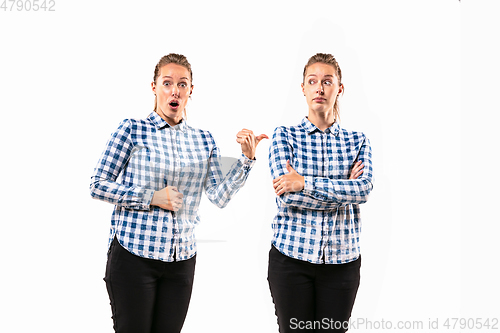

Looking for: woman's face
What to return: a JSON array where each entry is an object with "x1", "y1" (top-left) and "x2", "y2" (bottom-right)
[
  {"x1": 301, "y1": 62, "x2": 343, "y2": 115},
  {"x1": 152, "y1": 63, "x2": 193, "y2": 125}
]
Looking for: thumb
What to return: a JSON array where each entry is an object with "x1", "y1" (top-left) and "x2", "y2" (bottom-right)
[
  {"x1": 286, "y1": 160, "x2": 295, "y2": 173},
  {"x1": 255, "y1": 134, "x2": 269, "y2": 146}
]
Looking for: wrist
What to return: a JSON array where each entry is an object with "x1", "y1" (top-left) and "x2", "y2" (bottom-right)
[
  {"x1": 243, "y1": 152, "x2": 255, "y2": 160},
  {"x1": 302, "y1": 176, "x2": 314, "y2": 194},
  {"x1": 150, "y1": 190, "x2": 159, "y2": 206}
]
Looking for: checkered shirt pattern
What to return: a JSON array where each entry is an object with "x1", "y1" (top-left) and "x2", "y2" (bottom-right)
[
  {"x1": 269, "y1": 117, "x2": 373, "y2": 264},
  {"x1": 90, "y1": 112, "x2": 255, "y2": 262}
]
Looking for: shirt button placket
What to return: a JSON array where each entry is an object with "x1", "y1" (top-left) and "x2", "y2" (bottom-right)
[
  {"x1": 174, "y1": 128, "x2": 181, "y2": 185},
  {"x1": 320, "y1": 131, "x2": 328, "y2": 263},
  {"x1": 170, "y1": 128, "x2": 180, "y2": 260}
]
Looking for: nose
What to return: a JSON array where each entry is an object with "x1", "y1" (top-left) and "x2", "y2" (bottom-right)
[
  {"x1": 316, "y1": 84, "x2": 324, "y2": 94},
  {"x1": 171, "y1": 85, "x2": 180, "y2": 97}
]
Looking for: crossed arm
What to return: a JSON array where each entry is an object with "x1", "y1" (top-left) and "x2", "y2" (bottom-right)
[
  {"x1": 273, "y1": 159, "x2": 364, "y2": 194},
  {"x1": 269, "y1": 127, "x2": 373, "y2": 210}
]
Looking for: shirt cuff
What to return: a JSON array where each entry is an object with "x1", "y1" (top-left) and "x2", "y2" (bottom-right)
[
  {"x1": 303, "y1": 175, "x2": 314, "y2": 195},
  {"x1": 143, "y1": 189, "x2": 155, "y2": 209},
  {"x1": 239, "y1": 153, "x2": 256, "y2": 171}
]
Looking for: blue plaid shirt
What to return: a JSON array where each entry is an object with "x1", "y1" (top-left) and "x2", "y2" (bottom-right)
[
  {"x1": 90, "y1": 112, "x2": 255, "y2": 262},
  {"x1": 269, "y1": 117, "x2": 373, "y2": 264}
]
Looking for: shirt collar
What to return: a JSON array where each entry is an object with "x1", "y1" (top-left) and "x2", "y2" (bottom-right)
[
  {"x1": 301, "y1": 117, "x2": 340, "y2": 136},
  {"x1": 148, "y1": 111, "x2": 187, "y2": 132}
]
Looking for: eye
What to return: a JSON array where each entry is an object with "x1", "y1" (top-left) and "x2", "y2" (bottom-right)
[
  {"x1": 324, "y1": 80, "x2": 333, "y2": 86},
  {"x1": 163, "y1": 81, "x2": 171, "y2": 86},
  {"x1": 179, "y1": 82, "x2": 188, "y2": 88},
  {"x1": 308, "y1": 79, "x2": 316, "y2": 85}
]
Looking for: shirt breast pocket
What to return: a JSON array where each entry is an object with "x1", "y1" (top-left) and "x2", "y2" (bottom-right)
[
  {"x1": 180, "y1": 153, "x2": 208, "y2": 184},
  {"x1": 127, "y1": 146, "x2": 168, "y2": 190},
  {"x1": 331, "y1": 150, "x2": 359, "y2": 179},
  {"x1": 291, "y1": 152, "x2": 319, "y2": 179},
  {"x1": 127, "y1": 145, "x2": 154, "y2": 187}
]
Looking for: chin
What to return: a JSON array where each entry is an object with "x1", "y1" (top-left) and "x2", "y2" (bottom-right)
[
  {"x1": 158, "y1": 109, "x2": 182, "y2": 122},
  {"x1": 165, "y1": 108, "x2": 183, "y2": 116},
  {"x1": 311, "y1": 107, "x2": 329, "y2": 114}
]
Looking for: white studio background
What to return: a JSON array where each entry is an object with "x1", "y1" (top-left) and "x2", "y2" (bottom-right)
[{"x1": 0, "y1": 0, "x2": 498, "y2": 332}]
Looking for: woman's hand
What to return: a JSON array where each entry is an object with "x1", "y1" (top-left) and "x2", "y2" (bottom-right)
[
  {"x1": 273, "y1": 160, "x2": 305, "y2": 195},
  {"x1": 236, "y1": 129, "x2": 269, "y2": 160},
  {"x1": 151, "y1": 186, "x2": 184, "y2": 211},
  {"x1": 349, "y1": 160, "x2": 364, "y2": 179}
]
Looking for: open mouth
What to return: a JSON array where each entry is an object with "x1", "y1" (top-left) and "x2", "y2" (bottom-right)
[{"x1": 169, "y1": 101, "x2": 179, "y2": 108}]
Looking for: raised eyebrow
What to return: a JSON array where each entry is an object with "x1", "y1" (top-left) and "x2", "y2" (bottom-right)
[
  {"x1": 306, "y1": 74, "x2": 334, "y2": 79},
  {"x1": 161, "y1": 76, "x2": 189, "y2": 80}
]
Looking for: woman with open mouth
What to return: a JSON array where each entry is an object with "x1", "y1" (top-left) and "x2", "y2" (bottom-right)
[
  {"x1": 268, "y1": 53, "x2": 374, "y2": 332},
  {"x1": 90, "y1": 53, "x2": 268, "y2": 333}
]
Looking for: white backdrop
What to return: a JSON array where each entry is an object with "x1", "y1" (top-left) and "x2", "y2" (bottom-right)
[{"x1": 1, "y1": 0, "x2": 498, "y2": 332}]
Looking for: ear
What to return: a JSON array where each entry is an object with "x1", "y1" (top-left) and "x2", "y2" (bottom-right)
[
  {"x1": 190, "y1": 85, "x2": 194, "y2": 96},
  {"x1": 301, "y1": 82, "x2": 305, "y2": 95},
  {"x1": 151, "y1": 81, "x2": 156, "y2": 95},
  {"x1": 338, "y1": 83, "x2": 344, "y2": 95}
]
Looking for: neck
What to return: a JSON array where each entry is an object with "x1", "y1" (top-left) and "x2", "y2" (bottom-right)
[
  {"x1": 165, "y1": 116, "x2": 182, "y2": 127},
  {"x1": 156, "y1": 110, "x2": 183, "y2": 127},
  {"x1": 307, "y1": 109, "x2": 335, "y2": 131}
]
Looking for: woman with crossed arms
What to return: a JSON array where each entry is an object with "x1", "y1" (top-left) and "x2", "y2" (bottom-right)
[{"x1": 269, "y1": 53, "x2": 374, "y2": 332}]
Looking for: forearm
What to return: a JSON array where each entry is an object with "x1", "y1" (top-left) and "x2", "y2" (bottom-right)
[
  {"x1": 90, "y1": 176, "x2": 154, "y2": 210},
  {"x1": 302, "y1": 176, "x2": 373, "y2": 205},
  {"x1": 277, "y1": 191, "x2": 343, "y2": 210},
  {"x1": 205, "y1": 154, "x2": 255, "y2": 208}
]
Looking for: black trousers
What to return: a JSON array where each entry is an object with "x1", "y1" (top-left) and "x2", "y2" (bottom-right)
[
  {"x1": 104, "y1": 237, "x2": 196, "y2": 333},
  {"x1": 268, "y1": 246, "x2": 360, "y2": 333}
]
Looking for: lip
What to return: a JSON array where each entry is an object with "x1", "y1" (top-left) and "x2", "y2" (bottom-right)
[
  {"x1": 313, "y1": 97, "x2": 326, "y2": 103},
  {"x1": 168, "y1": 99, "x2": 180, "y2": 110}
]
